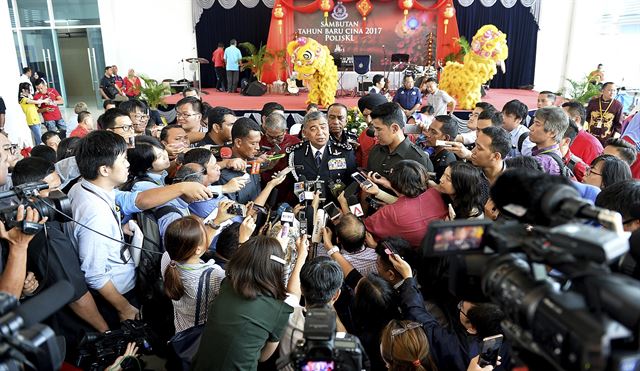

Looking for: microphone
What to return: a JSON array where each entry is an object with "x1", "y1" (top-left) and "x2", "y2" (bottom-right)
[
  {"x1": 0, "y1": 280, "x2": 74, "y2": 337},
  {"x1": 347, "y1": 195, "x2": 364, "y2": 217},
  {"x1": 294, "y1": 175, "x2": 307, "y2": 201},
  {"x1": 311, "y1": 209, "x2": 326, "y2": 244},
  {"x1": 220, "y1": 147, "x2": 232, "y2": 159},
  {"x1": 281, "y1": 206, "x2": 295, "y2": 225}
]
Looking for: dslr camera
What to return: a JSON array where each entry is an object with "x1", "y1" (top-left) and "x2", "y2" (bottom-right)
[
  {"x1": 278, "y1": 307, "x2": 363, "y2": 371},
  {"x1": 0, "y1": 182, "x2": 71, "y2": 233}
]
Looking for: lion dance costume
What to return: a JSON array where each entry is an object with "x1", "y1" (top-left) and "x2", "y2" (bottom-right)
[
  {"x1": 287, "y1": 37, "x2": 338, "y2": 107},
  {"x1": 439, "y1": 25, "x2": 509, "y2": 110}
]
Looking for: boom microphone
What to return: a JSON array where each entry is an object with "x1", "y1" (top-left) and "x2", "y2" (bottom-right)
[{"x1": 0, "y1": 280, "x2": 74, "y2": 336}]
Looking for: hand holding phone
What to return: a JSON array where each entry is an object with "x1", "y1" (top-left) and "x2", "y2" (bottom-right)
[
  {"x1": 478, "y1": 334, "x2": 503, "y2": 367},
  {"x1": 351, "y1": 172, "x2": 373, "y2": 189},
  {"x1": 435, "y1": 140, "x2": 455, "y2": 147}
]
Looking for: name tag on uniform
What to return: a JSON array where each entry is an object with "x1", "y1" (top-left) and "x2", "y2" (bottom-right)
[
  {"x1": 411, "y1": 91, "x2": 416, "y2": 95},
  {"x1": 328, "y1": 158, "x2": 347, "y2": 170}
]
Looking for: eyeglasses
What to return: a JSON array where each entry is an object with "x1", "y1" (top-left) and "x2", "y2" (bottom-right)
[
  {"x1": 176, "y1": 112, "x2": 200, "y2": 119},
  {"x1": 390, "y1": 322, "x2": 422, "y2": 337},
  {"x1": 113, "y1": 125, "x2": 133, "y2": 132},
  {"x1": 457, "y1": 301, "x2": 469, "y2": 319},
  {"x1": 2, "y1": 144, "x2": 18, "y2": 155},
  {"x1": 133, "y1": 114, "x2": 149, "y2": 121},
  {"x1": 265, "y1": 132, "x2": 285, "y2": 142},
  {"x1": 585, "y1": 167, "x2": 602, "y2": 177}
]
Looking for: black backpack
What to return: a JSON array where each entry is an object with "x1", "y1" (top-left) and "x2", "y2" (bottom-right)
[
  {"x1": 543, "y1": 152, "x2": 575, "y2": 179},
  {"x1": 517, "y1": 132, "x2": 529, "y2": 154}
]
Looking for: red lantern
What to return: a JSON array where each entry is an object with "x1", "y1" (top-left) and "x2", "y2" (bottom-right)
[
  {"x1": 398, "y1": 0, "x2": 413, "y2": 25},
  {"x1": 273, "y1": 2, "x2": 285, "y2": 33},
  {"x1": 320, "y1": 0, "x2": 334, "y2": 20},
  {"x1": 443, "y1": 2, "x2": 456, "y2": 34},
  {"x1": 356, "y1": 0, "x2": 372, "y2": 21}
]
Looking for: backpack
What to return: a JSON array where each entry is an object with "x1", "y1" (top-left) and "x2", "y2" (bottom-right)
[{"x1": 544, "y1": 151, "x2": 575, "y2": 179}]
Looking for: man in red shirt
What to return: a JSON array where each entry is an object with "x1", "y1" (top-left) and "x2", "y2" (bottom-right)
[
  {"x1": 560, "y1": 118, "x2": 588, "y2": 182},
  {"x1": 212, "y1": 42, "x2": 227, "y2": 92},
  {"x1": 562, "y1": 101, "x2": 603, "y2": 165},
  {"x1": 70, "y1": 111, "x2": 94, "y2": 138},
  {"x1": 34, "y1": 79, "x2": 67, "y2": 138}
]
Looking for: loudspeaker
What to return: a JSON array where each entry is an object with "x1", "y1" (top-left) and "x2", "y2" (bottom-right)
[{"x1": 242, "y1": 81, "x2": 267, "y2": 96}]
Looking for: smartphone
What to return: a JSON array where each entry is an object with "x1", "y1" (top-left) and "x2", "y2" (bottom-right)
[
  {"x1": 323, "y1": 202, "x2": 342, "y2": 220},
  {"x1": 403, "y1": 124, "x2": 422, "y2": 134},
  {"x1": 298, "y1": 211, "x2": 308, "y2": 235},
  {"x1": 351, "y1": 172, "x2": 373, "y2": 189},
  {"x1": 435, "y1": 140, "x2": 454, "y2": 147},
  {"x1": 274, "y1": 166, "x2": 294, "y2": 178},
  {"x1": 252, "y1": 204, "x2": 267, "y2": 215},
  {"x1": 478, "y1": 334, "x2": 503, "y2": 367}
]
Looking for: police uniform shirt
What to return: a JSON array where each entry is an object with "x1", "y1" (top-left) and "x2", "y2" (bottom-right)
[
  {"x1": 392, "y1": 87, "x2": 422, "y2": 111},
  {"x1": 287, "y1": 141, "x2": 356, "y2": 189},
  {"x1": 367, "y1": 137, "x2": 434, "y2": 175}
]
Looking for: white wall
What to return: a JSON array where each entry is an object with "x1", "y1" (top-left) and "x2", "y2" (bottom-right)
[
  {"x1": 97, "y1": 0, "x2": 198, "y2": 82},
  {"x1": 533, "y1": 0, "x2": 574, "y2": 92},
  {"x1": 0, "y1": 0, "x2": 34, "y2": 146}
]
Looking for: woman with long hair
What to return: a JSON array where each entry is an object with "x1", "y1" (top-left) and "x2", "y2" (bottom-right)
[
  {"x1": 192, "y1": 236, "x2": 296, "y2": 370},
  {"x1": 436, "y1": 161, "x2": 488, "y2": 219},
  {"x1": 161, "y1": 216, "x2": 225, "y2": 333},
  {"x1": 121, "y1": 135, "x2": 170, "y2": 191}
]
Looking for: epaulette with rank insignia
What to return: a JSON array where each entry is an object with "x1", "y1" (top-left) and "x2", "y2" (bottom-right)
[
  {"x1": 332, "y1": 141, "x2": 353, "y2": 151},
  {"x1": 285, "y1": 141, "x2": 305, "y2": 154}
]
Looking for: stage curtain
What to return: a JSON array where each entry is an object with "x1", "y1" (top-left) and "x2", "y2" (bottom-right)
[
  {"x1": 195, "y1": 1, "x2": 272, "y2": 88},
  {"x1": 454, "y1": 0, "x2": 538, "y2": 89}
]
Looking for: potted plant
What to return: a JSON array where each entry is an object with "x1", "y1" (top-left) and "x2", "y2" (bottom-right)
[
  {"x1": 239, "y1": 42, "x2": 273, "y2": 82},
  {"x1": 138, "y1": 75, "x2": 172, "y2": 109},
  {"x1": 563, "y1": 76, "x2": 601, "y2": 105}
]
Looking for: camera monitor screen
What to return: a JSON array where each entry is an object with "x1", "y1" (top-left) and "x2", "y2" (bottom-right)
[
  {"x1": 302, "y1": 361, "x2": 335, "y2": 371},
  {"x1": 422, "y1": 220, "x2": 492, "y2": 256}
]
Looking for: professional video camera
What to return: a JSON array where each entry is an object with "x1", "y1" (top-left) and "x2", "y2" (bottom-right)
[
  {"x1": 0, "y1": 182, "x2": 71, "y2": 232},
  {"x1": 277, "y1": 307, "x2": 364, "y2": 371},
  {"x1": 0, "y1": 281, "x2": 73, "y2": 371},
  {"x1": 421, "y1": 170, "x2": 640, "y2": 371},
  {"x1": 75, "y1": 319, "x2": 155, "y2": 370}
]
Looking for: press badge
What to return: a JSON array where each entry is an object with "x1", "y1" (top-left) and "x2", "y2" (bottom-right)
[{"x1": 328, "y1": 158, "x2": 347, "y2": 170}]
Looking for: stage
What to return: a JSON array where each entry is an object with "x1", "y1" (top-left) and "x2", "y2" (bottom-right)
[{"x1": 163, "y1": 88, "x2": 539, "y2": 117}]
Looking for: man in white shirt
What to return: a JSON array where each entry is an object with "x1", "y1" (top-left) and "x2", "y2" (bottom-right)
[
  {"x1": 502, "y1": 99, "x2": 535, "y2": 157},
  {"x1": 19, "y1": 67, "x2": 34, "y2": 94},
  {"x1": 424, "y1": 78, "x2": 456, "y2": 116}
]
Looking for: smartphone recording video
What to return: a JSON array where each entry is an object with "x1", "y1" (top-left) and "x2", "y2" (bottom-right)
[
  {"x1": 478, "y1": 334, "x2": 503, "y2": 367},
  {"x1": 323, "y1": 202, "x2": 342, "y2": 221},
  {"x1": 351, "y1": 172, "x2": 373, "y2": 189}
]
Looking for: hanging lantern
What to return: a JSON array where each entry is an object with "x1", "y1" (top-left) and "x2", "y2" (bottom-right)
[
  {"x1": 320, "y1": 0, "x2": 334, "y2": 21},
  {"x1": 443, "y1": 2, "x2": 456, "y2": 34},
  {"x1": 273, "y1": 2, "x2": 285, "y2": 34},
  {"x1": 356, "y1": 0, "x2": 372, "y2": 21},
  {"x1": 398, "y1": 0, "x2": 413, "y2": 24}
]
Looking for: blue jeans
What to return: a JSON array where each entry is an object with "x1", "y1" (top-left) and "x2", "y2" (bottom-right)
[
  {"x1": 30, "y1": 124, "x2": 43, "y2": 145},
  {"x1": 44, "y1": 119, "x2": 67, "y2": 136}
]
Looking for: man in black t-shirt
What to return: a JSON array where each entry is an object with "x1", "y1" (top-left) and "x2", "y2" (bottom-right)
[
  {"x1": 424, "y1": 115, "x2": 458, "y2": 181},
  {"x1": 99, "y1": 66, "x2": 127, "y2": 102}
]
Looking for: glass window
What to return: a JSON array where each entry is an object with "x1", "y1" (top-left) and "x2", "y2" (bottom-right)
[
  {"x1": 12, "y1": 31, "x2": 21, "y2": 69},
  {"x1": 8, "y1": 0, "x2": 16, "y2": 28},
  {"x1": 16, "y1": 0, "x2": 50, "y2": 28},
  {"x1": 52, "y1": 0, "x2": 100, "y2": 26}
]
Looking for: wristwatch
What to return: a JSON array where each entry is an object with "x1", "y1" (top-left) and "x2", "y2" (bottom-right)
[
  {"x1": 327, "y1": 246, "x2": 340, "y2": 256},
  {"x1": 208, "y1": 221, "x2": 222, "y2": 230}
]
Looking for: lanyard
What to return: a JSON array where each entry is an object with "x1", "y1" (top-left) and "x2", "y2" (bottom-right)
[{"x1": 599, "y1": 97, "x2": 614, "y2": 118}]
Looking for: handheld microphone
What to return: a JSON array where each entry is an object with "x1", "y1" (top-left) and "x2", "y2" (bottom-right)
[
  {"x1": 347, "y1": 195, "x2": 364, "y2": 217},
  {"x1": 294, "y1": 175, "x2": 307, "y2": 201},
  {"x1": 0, "y1": 280, "x2": 74, "y2": 337},
  {"x1": 281, "y1": 206, "x2": 295, "y2": 225},
  {"x1": 220, "y1": 147, "x2": 233, "y2": 159}
]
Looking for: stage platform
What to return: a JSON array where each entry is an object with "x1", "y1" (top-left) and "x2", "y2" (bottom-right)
[{"x1": 163, "y1": 88, "x2": 539, "y2": 119}]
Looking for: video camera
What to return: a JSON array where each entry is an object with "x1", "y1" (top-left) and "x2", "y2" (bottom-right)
[
  {"x1": 0, "y1": 182, "x2": 71, "y2": 233},
  {"x1": 0, "y1": 281, "x2": 73, "y2": 371},
  {"x1": 75, "y1": 320, "x2": 155, "y2": 370},
  {"x1": 421, "y1": 170, "x2": 640, "y2": 371},
  {"x1": 277, "y1": 307, "x2": 363, "y2": 371}
]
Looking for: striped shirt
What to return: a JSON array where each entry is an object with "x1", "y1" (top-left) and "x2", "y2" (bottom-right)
[{"x1": 160, "y1": 252, "x2": 226, "y2": 333}]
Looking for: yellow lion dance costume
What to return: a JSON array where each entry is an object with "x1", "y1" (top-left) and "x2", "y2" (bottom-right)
[
  {"x1": 439, "y1": 25, "x2": 508, "y2": 110},
  {"x1": 287, "y1": 37, "x2": 337, "y2": 107}
]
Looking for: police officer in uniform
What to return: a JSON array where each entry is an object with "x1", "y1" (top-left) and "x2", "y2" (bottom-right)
[
  {"x1": 287, "y1": 111, "x2": 356, "y2": 199},
  {"x1": 367, "y1": 102, "x2": 433, "y2": 176},
  {"x1": 327, "y1": 103, "x2": 358, "y2": 148}
]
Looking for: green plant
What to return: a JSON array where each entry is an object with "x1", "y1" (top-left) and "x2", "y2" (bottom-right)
[
  {"x1": 239, "y1": 42, "x2": 273, "y2": 82},
  {"x1": 562, "y1": 75, "x2": 601, "y2": 105},
  {"x1": 138, "y1": 75, "x2": 171, "y2": 109},
  {"x1": 444, "y1": 36, "x2": 470, "y2": 64}
]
